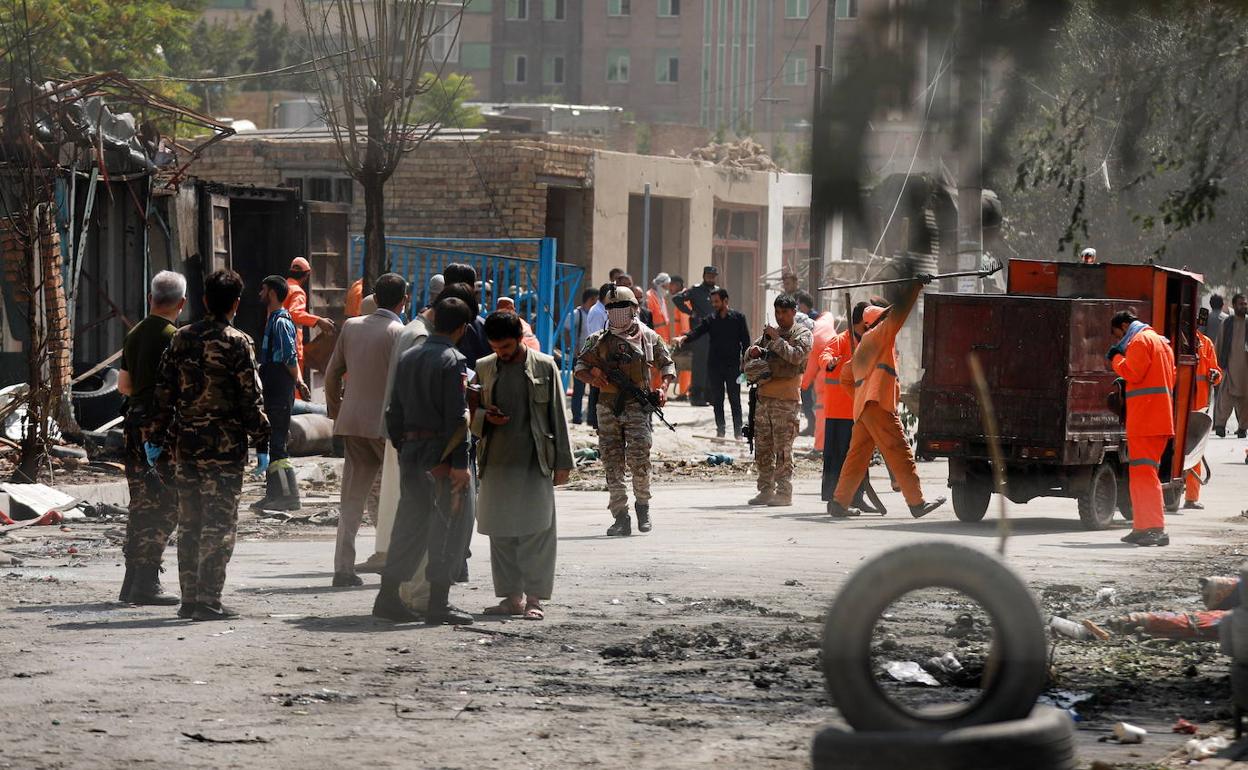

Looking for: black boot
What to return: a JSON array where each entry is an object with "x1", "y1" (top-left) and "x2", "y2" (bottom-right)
[
  {"x1": 606, "y1": 513, "x2": 632, "y2": 537},
  {"x1": 119, "y1": 564, "x2": 134, "y2": 602},
  {"x1": 426, "y1": 583, "x2": 473, "y2": 625},
  {"x1": 266, "y1": 467, "x2": 301, "y2": 512},
  {"x1": 636, "y1": 503, "x2": 652, "y2": 533},
  {"x1": 372, "y1": 578, "x2": 423, "y2": 622},
  {"x1": 193, "y1": 601, "x2": 239, "y2": 621},
  {"x1": 177, "y1": 601, "x2": 198, "y2": 619},
  {"x1": 128, "y1": 564, "x2": 180, "y2": 606}
]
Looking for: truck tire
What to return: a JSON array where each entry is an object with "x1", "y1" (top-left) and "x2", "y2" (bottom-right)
[
  {"x1": 1077, "y1": 462, "x2": 1117, "y2": 530},
  {"x1": 951, "y1": 478, "x2": 991, "y2": 523},
  {"x1": 821, "y1": 542, "x2": 1048, "y2": 732},
  {"x1": 811, "y1": 707, "x2": 1075, "y2": 770}
]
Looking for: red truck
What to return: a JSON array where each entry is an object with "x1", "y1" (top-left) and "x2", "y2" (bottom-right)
[{"x1": 915, "y1": 259, "x2": 1202, "y2": 529}]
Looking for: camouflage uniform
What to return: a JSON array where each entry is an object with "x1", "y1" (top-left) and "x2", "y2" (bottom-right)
[
  {"x1": 122, "y1": 416, "x2": 177, "y2": 565},
  {"x1": 147, "y1": 317, "x2": 269, "y2": 606},
  {"x1": 575, "y1": 327, "x2": 675, "y2": 517},
  {"x1": 753, "y1": 324, "x2": 812, "y2": 499}
]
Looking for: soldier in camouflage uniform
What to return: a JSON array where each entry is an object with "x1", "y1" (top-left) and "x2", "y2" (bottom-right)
[
  {"x1": 147, "y1": 270, "x2": 270, "y2": 621},
  {"x1": 117, "y1": 271, "x2": 186, "y2": 606},
  {"x1": 746, "y1": 294, "x2": 812, "y2": 507},
  {"x1": 574, "y1": 286, "x2": 676, "y2": 536}
]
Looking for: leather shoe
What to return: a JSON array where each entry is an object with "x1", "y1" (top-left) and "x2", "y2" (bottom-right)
[
  {"x1": 1133, "y1": 528, "x2": 1170, "y2": 547},
  {"x1": 827, "y1": 501, "x2": 861, "y2": 518},
  {"x1": 193, "y1": 602, "x2": 239, "y2": 621},
  {"x1": 177, "y1": 601, "x2": 198, "y2": 619},
  {"x1": 428, "y1": 603, "x2": 474, "y2": 625},
  {"x1": 1183, "y1": 500, "x2": 1204, "y2": 510},
  {"x1": 909, "y1": 497, "x2": 947, "y2": 518},
  {"x1": 332, "y1": 572, "x2": 364, "y2": 587},
  {"x1": 1120, "y1": 529, "x2": 1145, "y2": 544}
]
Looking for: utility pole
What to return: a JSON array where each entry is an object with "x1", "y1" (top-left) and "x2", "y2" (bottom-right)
[
  {"x1": 954, "y1": 0, "x2": 984, "y2": 293},
  {"x1": 807, "y1": 0, "x2": 836, "y2": 299}
]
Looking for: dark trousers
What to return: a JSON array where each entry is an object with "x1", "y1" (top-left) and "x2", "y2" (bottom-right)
[
  {"x1": 706, "y1": 363, "x2": 743, "y2": 434},
  {"x1": 571, "y1": 378, "x2": 600, "y2": 427},
  {"x1": 801, "y1": 386, "x2": 817, "y2": 433},
  {"x1": 259, "y1": 363, "x2": 294, "y2": 462},
  {"x1": 821, "y1": 417, "x2": 854, "y2": 501},
  {"x1": 383, "y1": 443, "x2": 476, "y2": 589},
  {"x1": 690, "y1": 334, "x2": 710, "y2": 400},
  {"x1": 122, "y1": 414, "x2": 178, "y2": 566},
  {"x1": 176, "y1": 460, "x2": 244, "y2": 605}
]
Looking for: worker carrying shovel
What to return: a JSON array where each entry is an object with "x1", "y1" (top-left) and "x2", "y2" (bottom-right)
[
  {"x1": 827, "y1": 276, "x2": 946, "y2": 519},
  {"x1": 1108, "y1": 309, "x2": 1175, "y2": 547}
]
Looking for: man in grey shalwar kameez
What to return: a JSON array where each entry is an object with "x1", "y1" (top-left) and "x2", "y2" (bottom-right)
[{"x1": 472, "y1": 311, "x2": 573, "y2": 620}]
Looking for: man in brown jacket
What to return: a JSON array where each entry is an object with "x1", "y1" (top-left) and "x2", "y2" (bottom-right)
[
  {"x1": 747, "y1": 294, "x2": 813, "y2": 507},
  {"x1": 325, "y1": 273, "x2": 407, "y2": 587}
]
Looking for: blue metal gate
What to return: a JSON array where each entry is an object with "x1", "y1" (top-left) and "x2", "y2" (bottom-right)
[{"x1": 350, "y1": 236, "x2": 586, "y2": 386}]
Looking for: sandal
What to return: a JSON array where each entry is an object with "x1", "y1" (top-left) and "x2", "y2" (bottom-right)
[
  {"x1": 483, "y1": 599, "x2": 525, "y2": 616},
  {"x1": 523, "y1": 601, "x2": 545, "y2": 621}
]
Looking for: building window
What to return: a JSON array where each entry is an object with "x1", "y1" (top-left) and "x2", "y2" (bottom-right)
[
  {"x1": 506, "y1": 0, "x2": 528, "y2": 20},
  {"x1": 284, "y1": 175, "x2": 353, "y2": 204},
  {"x1": 659, "y1": 0, "x2": 680, "y2": 17},
  {"x1": 428, "y1": 8, "x2": 462, "y2": 64},
  {"x1": 544, "y1": 54, "x2": 565, "y2": 85},
  {"x1": 783, "y1": 54, "x2": 808, "y2": 86},
  {"x1": 607, "y1": 0, "x2": 631, "y2": 17},
  {"x1": 656, "y1": 52, "x2": 679, "y2": 84},
  {"x1": 544, "y1": 0, "x2": 565, "y2": 20},
  {"x1": 836, "y1": 0, "x2": 858, "y2": 18},
  {"x1": 784, "y1": 0, "x2": 809, "y2": 18},
  {"x1": 607, "y1": 49, "x2": 630, "y2": 83},
  {"x1": 508, "y1": 53, "x2": 528, "y2": 83}
]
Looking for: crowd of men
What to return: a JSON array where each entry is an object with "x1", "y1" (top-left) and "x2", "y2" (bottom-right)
[{"x1": 113, "y1": 253, "x2": 1248, "y2": 623}]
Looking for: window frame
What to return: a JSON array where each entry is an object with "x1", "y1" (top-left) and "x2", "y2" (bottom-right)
[
  {"x1": 658, "y1": 0, "x2": 681, "y2": 17},
  {"x1": 656, "y1": 52, "x2": 679, "y2": 84},
  {"x1": 783, "y1": 55, "x2": 808, "y2": 86},
  {"x1": 606, "y1": 49, "x2": 631, "y2": 83},
  {"x1": 506, "y1": 0, "x2": 528, "y2": 21},
  {"x1": 544, "y1": 53, "x2": 566, "y2": 85},
  {"x1": 835, "y1": 0, "x2": 858, "y2": 19},
  {"x1": 607, "y1": 0, "x2": 631, "y2": 18},
  {"x1": 507, "y1": 53, "x2": 528, "y2": 84},
  {"x1": 784, "y1": 0, "x2": 809, "y2": 19}
]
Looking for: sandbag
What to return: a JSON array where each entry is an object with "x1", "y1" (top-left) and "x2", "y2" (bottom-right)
[{"x1": 288, "y1": 414, "x2": 335, "y2": 456}]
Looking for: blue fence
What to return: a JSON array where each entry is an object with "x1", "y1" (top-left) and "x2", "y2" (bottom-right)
[{"x1": 349, "y1": 236, "x2": 586, "y2": 386}]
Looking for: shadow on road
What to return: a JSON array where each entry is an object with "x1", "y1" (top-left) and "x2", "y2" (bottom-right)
[
  {"x1": 10, "y1": 602, "x2": 124, "y2": 613},
  {"x1": 50, "y1": 617, "x2": 187, "y2": 631},
  {"x1": 238, "y1": 583, "x2": 376, "y2": 596},
  {"x1": 856, "y1": 517, "x2": 1103, "y2": 537}
]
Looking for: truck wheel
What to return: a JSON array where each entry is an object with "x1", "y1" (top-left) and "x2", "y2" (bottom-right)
[
  {"x1": 822, "y1": 542, "x2": 1048, "y2": 731},
  {"x1": 951, "y1": 478, "x2": 991, "y2": 523},
  {"x1": 1077, "y1": 462, "x2": 1117, "y2": 531},
  {"x1": 1163, "y1": 483, "x2": 1182, "y2": 513},
  {"x1": 1116, "y1": 476, "x2": 1133, "y2": 520}
]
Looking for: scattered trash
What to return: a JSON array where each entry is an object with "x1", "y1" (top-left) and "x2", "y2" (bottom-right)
[
  {"x1": 704, "y1": 453, "x2": 734, "y2": 466},
  {"x1": 1113, "y1": 721, "x2": 1147, "y2": 744},
  {"x1": 783, "y1": 579, "x2": 803, "y2": 587},
  {"x1": 79, "y1": 502, "x2": 129, "y2": 522},
  {"x1": 1039, "y1": 689, "x2": 1093, "y2": 712},
  {"x1": 883, "y1": 661, "x2": 941, "y2": 687},
  {"x1": 0, "y1": 552, "x2": 23, "y2": 567},
  {"x1": 573, "y1": 448, "x2": 599, "y2": 466},
  {"x1": 1, "y1": 483, "x2": 81, "y2": 523},
  {"x1": 1096, "y1": 587, "x2": 1118, "y2": 606},
  {"x1": 688, "y1": 137, "x2": 782, "y2": 172},
  {"x1": 923, "y1": 652, "x2": 963, "y2": 676},
  {"x1": 1200, "y1": 576, "x2": 1240, "y2": 610},
  {"x1": 647, "y1": 595, "x2": 668, "y2": 605},
  {"x1": 1172, "y1": 718, "x2": 1199, "y2": 734},
  {"x1": 1184, "y1": 735, "x2": 1230, "y2": 759},
  {"x1": 296, "y1": 665, "x2": 317, "y2": 673},
  {"x1": 1049, "y1": 616, "x2": 1095, "y2": 640},
  {"x1": 609, "y1": 598, "x2": 622, "y2": 605},
  {"x1": 182, "y1": 732, "x2": 269, "y2": 744},
  {"x1": 1109, "y1": 610, "x2": 1227, "y2": 640}
]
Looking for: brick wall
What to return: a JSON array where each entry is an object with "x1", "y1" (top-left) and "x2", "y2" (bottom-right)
[
  {"x1": 0, "y1": 211, "x2": 71, "y2": 399},
  {"x1": 192, "y1": 136, "x2": 596, "y2": 260}
]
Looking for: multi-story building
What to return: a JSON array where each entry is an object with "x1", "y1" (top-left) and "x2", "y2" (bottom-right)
[{"x1": 490, "y1": 0, "x2": 584, "y2": 103}]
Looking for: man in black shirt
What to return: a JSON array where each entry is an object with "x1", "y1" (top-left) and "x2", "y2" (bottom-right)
[
  {"x1": 672, "y1": 265, "x2": 720, "y2": 406},
  {"x1": 674, "y1": 288, "x2": 751, "y2": 438}
]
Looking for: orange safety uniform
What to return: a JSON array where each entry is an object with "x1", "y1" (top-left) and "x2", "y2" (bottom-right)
[
  {"x1": 1185, "y1": 330, "x2": 1223, "y2": 502},
  {"x1": 801, "y1": 314, "x2": 843, "y2": 450},
  {"x1": 671, "y1": 304, "x2": 692, "y2": 395},
  {"x1": 647, "y1": 288, "x2": 671, "y2": 341},
  {"x1": 285, "y1": 277, "x2": 324, "y2": 373},
  {"x1": 1112, "y1": 324, "x2": 1176, "y2": 531},
  {"x1": 345, "y1": 278, "x2": 364, "y2": 318},
  {"x1": 832, "y1": 293, "x2": 927, "y2": 508}
]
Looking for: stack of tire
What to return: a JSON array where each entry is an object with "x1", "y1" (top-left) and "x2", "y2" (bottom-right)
[
  {"x1": 1217, "y1": 563, "x2": 1248, "y2": 738},
  {"x1": 813, "y1": 542, "x2": 1075, "y2": 769}
]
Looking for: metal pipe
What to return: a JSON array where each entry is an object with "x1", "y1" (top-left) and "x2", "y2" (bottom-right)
[
  {"x1": 816, "y1": 259, "x2": 1001, "y2": 292},
  {"x1": 641, "y1": 182, "x2": 651, "y2": 286}
]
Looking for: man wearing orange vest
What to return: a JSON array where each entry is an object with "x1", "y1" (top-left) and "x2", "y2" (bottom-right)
[
  {"x1": 828, "y1": 278, "x2": 946, "y2": 518},
  {"x1": 668, "y1": 275, "x2": 693, "y2": 397},
  {"x1": 285, "y1": 257, "x2": 336, "y2": 375},
  {"x1": 816, "y1": 317, "x2": 883, "y2": 514},
  {"x1": 1184, "y1": 308, "x2": 1223, "y2": 509},
  {"x1": 1108, "y1": 309, "x2": 1176, "y2": 547},
  {"x1": 647, "y1": 273, "x2": 672, "y2": 341}
]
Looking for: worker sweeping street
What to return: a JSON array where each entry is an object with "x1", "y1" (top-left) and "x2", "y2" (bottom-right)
[
  {"x1": 827, "y1": 278, "x2": 946, "y2": 519},
  {"x1": 1184, "y1": 308, "x2": 1223, "y2": 510},
  {"x1": 1108, "y1": 309, "x2": 1176, "y2": 547}
]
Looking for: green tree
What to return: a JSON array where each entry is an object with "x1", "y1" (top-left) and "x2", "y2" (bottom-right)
[
  {"x1": 246, "y1": 9, "x2": 289, "y2": 91},
  {"x1": 410, "y1": 73, "x2": 483, "y2": 129}
]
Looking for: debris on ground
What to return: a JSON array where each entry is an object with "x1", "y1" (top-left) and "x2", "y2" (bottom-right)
[
  {"x1": 1185, "y1": 735, "x2": 1230, "y2": 759},
  {"x1": 704, "y1": 453, "x2": 733, "y2": 466},
  {"x1": 687, "y1": 138, "x2": 781, "y2": 172},
  {"x1": 884, "y1": 661, "x2": 941, "y2": 687},
  {"x1": 1172, "y1": 717, "x2": 1199, "y2": 734},
  {"x1": 182, "y1": 732, "x2": 270, "y2": 744},
  {"x1": 1200, "y1": 575, "x2": 1240, "y2": 610},
  {"x1": 1108, "y1": 611, "x2": 1226, "y2": 641},
  {"x1": 1112, "y1": 721, "x2": 1147, "y2": 744}
]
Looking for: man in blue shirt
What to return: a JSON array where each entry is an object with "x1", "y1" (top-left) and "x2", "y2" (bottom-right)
[
  {"x1": 563, "y1": 288, "x2": 602, "y2": 424},
  {"x1": 252, "y1": 275, "x2": 309, "y2": 512}
]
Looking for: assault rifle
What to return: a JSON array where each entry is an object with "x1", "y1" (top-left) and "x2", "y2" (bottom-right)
[{"x1": 578, "y1": 346, "x2": 676, "y2": 432}]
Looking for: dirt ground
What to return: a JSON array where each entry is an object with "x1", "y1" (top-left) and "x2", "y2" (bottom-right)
[{"x1": 3, "y1": 401, "x2": 1248, "y2": 769}]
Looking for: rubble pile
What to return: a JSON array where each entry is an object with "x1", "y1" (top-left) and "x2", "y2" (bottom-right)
[{"x1": 687, "y1": 138, "x2": 782, "y2": 172}]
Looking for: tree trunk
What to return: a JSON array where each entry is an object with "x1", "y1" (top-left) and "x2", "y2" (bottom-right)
[{"x1": 361, "y1": 175, "x2": 386, "y2": 291}]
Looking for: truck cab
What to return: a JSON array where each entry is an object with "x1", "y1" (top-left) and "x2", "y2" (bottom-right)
[{"x1": 916, "y1": 259, "x2": 1202, "y2": 529}]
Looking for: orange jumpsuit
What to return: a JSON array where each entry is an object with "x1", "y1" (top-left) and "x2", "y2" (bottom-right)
[
  {"x1": 671, "y1": 304, "x2": 692, "y2": 394},
  {"x1": 832, "y1": 289, "x2": 927, "y2": 508},
  {"x1": 801, "y1": 313, "x2": 842, "y2": 451},
  {"x1": 1112, "y1": 325, "x2": 1176, "y2": 531},
  {"x1": 345, "y1": 278, "x2": 364, "y2": 318},
  {"x1": 647, "y1": 288, "x2": 671, "y2": 341},
  {"x1": 284, "y1": 278, "x2": 323, "y2": 374},
  {"x1": 1185, "y1": 330, "x2": 1222, "y2": 502}
]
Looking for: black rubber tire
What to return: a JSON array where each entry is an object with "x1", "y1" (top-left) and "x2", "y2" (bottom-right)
[
  {"x1": 821, "y1": 542, "x2": 1047, "y2": 732},
  {"x1": 1163, "y1": 483, "x2": 1182, "y2": 513},
  {"x1": 811, "y1": 706, "x2": 1075, "y2": 770},
  {"x1": 951, "y1": 477, "x2": 991, "y2": 523},
  {"x1": 70, "y1": 367, "x2": 119, "y2": 399},
  {"x1": 1077, "y1": 462, "x2": 1117, "y2": 531}
]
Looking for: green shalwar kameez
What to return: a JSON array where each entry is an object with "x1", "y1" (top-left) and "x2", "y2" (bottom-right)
[{"x1": 476, "y1": 361, "x2": 557, "y2": 599}]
